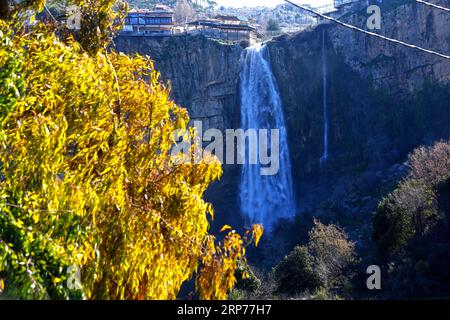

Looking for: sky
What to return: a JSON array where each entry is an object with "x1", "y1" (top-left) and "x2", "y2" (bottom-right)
[{"x1": 214, "y1": 0, "x2": 333, "y2": 8}]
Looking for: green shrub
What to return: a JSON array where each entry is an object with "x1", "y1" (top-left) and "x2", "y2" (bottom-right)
[
  {"x1": 373, "y1": 198, "x2": 414, "y2": 255},
  {"x1": 273, "y1": 246, "x2": 323, "y2": 296},
  {"x1": 234, "y1": 262, "x2": 261, "y2": 293},
  {"x1": 373, "y1": 176, "x2": 441, "y2": 255}
]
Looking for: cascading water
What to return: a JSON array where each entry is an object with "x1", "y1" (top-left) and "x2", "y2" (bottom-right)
[
  {"x1": 320, "y1": 29, "x2": 329, "y2": 167},
  {"x1": 239, "y1": 43, "x2": 296, "y2": 230}
]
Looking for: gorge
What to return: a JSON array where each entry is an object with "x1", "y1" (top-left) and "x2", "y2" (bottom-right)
[{"x1": 114, "y1": 0, "x2": 450, "y2": 267}]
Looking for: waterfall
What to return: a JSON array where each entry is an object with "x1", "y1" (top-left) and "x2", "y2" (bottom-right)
[
  {"x1": 320, "y1": 29, "x2": 329, "y2": 167},
  {"x1": 239, "y1": 43, "x2": 296, "y2": 230}
]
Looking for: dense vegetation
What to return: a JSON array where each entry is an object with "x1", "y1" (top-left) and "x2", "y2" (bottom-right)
[
  {"x1": 0, "y1": 0, "x2": 261, "y2": 300},
  {"x1": 232, "y1": 140, "x2": 450, "y2": 300},
  {"x1": 231, "y1": 220, "x2": 358, "y2": 300},
  {"x1": 373, "y1": 141, "x2": 450, "y2": 298}
]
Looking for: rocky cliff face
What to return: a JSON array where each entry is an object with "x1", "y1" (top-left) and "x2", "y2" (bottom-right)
[
  {"x1": 331, "y1": 0, "x2": 450, "y2": 90},
  {"x1": 267, "y1": 0, "x2": 450, "y2": 225},
  {"x1": 114, "y1": 35, "x2": 243, "y2": 131},
  {"x1": 113, "y1": 0, "x2": 450, "y2": 234}
]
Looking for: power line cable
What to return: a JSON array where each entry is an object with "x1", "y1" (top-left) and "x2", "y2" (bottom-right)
[
  {"x1": 283, "y1": 0, "x2": 450, "y2": 60},
  {"x1": 417, "y1": 0, "x2": 450, "y2": 13}
]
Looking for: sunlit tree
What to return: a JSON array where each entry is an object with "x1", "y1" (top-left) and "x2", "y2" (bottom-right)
[{"x1": 0, "y1": 0, "x2": 262, "y2": 300}]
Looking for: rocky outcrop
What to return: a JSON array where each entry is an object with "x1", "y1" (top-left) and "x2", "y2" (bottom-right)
[{"x1": 114, "y1": 35, "x2": 243, "y2": 132}]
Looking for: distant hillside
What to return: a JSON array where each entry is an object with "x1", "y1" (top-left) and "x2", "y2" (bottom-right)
[
  {"x1": 216, "y1": 3, "x2": 313, "y2": 33},
  {"x1": 127, "y1": 0, "x2": 217, "y2": 10},
  {"x1": 127, "y1": 0, "x2": 178, "y2": 9}
]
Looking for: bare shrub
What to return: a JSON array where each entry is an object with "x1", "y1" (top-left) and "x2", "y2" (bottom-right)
[
  {"x1": 408, "y1": 140, "x2": 450, "y2": 187},
  {"x1": 308, "y1": 220, "x2": 358, "y2": 287}
]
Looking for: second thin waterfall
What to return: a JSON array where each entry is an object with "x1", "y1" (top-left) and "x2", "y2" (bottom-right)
[
  {"x1": 320, "y1": 29, "x2": 329, "y2": 167},
  {"x1": 239, "y1": 43, "x2": 296, "y2": 230}
]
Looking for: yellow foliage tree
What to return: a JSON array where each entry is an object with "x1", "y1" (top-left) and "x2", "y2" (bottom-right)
[{"x1": 0, "y1": 1, "x2": 262, "y2": 300}]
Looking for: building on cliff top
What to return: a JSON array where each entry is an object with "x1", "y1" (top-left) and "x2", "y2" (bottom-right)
[
  {"x1": 186, "y1": 15, "x2": 261, "y2": 45},
  {"x1": 121, "y1": 6, "x2": 174, "y2": 36}
]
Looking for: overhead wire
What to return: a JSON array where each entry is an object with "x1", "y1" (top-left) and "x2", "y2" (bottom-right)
[{"x1": 283, "y1": 0, "x2": 450, "y2": 60}]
